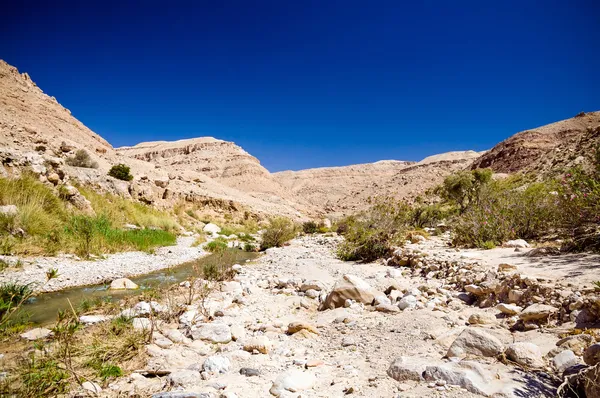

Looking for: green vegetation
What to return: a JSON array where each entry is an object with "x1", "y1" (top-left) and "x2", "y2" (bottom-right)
[
  {"x1": 108, "y1": 164, "x2": 133, "y2": 181},
  {"x1": 0, "y1": 175, "x2": 179, "y2": 256},
  {"x1": 65, "y1": 149, "x2": 99, "y2": 169},
  {"x1": 336, "y1": 199, "x2": 414, "y2": 261},
  {"x1": 436, "y1": 169, "x2": 492, "y2": 213},
  {"x1": 302, "y1": 221, "x2": 319, "y2": 234},
  {"x1": 205, "y1": 238, "x2": 228, "y2": 253},
  {"x1": 260, "y1": 217, "x2": 297, "y2": 250}
]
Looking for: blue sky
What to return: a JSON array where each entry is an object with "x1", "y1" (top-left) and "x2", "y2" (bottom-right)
[{"x1": 1, "y1": 1, "x2": 599, "y2": 171}]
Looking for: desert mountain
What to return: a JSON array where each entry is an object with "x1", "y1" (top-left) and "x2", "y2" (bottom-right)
[{"x1": 472, "y1": 111, "x2": 600, "y2": 175}]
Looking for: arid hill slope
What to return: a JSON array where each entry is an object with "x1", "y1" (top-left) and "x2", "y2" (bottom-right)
[{"x1": 472, "y1": 111, "x2": 600, "y2": 176}]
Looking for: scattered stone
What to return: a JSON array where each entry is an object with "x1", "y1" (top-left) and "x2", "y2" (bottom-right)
[
  {"x1": 20, "y1": 328, "x2": 52, "y2": 341},
  {"x1": 498, "y1": 263, "x2": 518, "y2": 272},
  {"x1": 287, "y1": 321, "x2": 318, "y2": 335},
  {"x1": 387, "y1": 356, "x2": 429, "y2": 381},
  {"x1": 342, "y1": 337, "x2": 356, "y2": 347},
  {"x1": 397, "y1": 295, "x2": 417, "y2": 310},
  {"x1": 504, "y1": 239, "x2": 530, "y2": 248},
  {"x1": 152, "y1": 393, "x2": 210, "y2": 398},
  {"x1": 79, "y1": 315, "x2": 109, "y2": 325},
  {"x1": 423, "y1": 361, "x2": 493, "y2": 396},
  {"x1": 556, "y1": 334, "x2": 594, "y2": 354},
  {"x1": 467, "y1": 312, "x2": 497, "y2": 325},
  {"x1": 239, "y1": 367, "x2": 260, "y2": 377},
  {"x1": 203, "y1": 355, "x2": 231, "y2": 374},
  {"x1": 505, "y1": 342, "x2": 545, "y2": 368},
  {"x1": 168, "y1": 369, "x2": 199, "y2": 387},
  {"x1": 243, "y1": 336, "x2": 272, "y2": 354},
  {"x1": 319, "y1": 274, "x2": 377, "y2": 310},
  {"x1": 81, "y1": 381, "x2": 102, "y2": 394},
  {"x1": 446, "y1": 328, "x2": 504, "y2": 358},
  {"x1": 519, "y1": 304, "x2": 558, "y2": 322},
  {"x1": 109, "y1": 278, "x2": 138, "y2": 290},
  {"x1": 553, "y1": 350, "x2": 581, "y2": 373},
  {"x1": 376, "y1": 303, "x2": 400, "y2": 313},
  {"x1": 191, "y1": 323, "x2": 232, "y2": 343},
  {"x1": 269, "y1": 369, "x2": 316, "y2": 396},
  {"x1": 497, "y1": 303, "x2": 522, "y2": 315}
]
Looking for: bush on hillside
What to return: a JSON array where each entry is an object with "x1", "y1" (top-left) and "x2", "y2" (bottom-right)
[
  {"x1": 65, "y1": 149, "x2": 99, "y2": 169},
  {"x1": 108, "y1": 164, "x2": 133, "y2": 181},
  {"x1": 302, "y1": 221, "x2": 319, "y2": 234},
  {"x1": 260, "y1": 217, "x2": 297, "y2": 250},
  {"x1": 437, "y1": 168, "x2": 492, "y2": 213}
]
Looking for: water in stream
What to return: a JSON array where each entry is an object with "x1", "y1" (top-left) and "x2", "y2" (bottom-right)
[{"x1": 23, "y1": 250, "x2": 260, "y2": 325}]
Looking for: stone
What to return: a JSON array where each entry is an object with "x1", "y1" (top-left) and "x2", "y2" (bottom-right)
[
  {"x1": 387, "y1": 356, "x2": 429, "y2": 381},
  {"x1": 553, "y1": 350, "x2": 581, "y2": 373},
  {"x1": 132, "y1": 318, "x2": 152, "y2": 330},
  {"x1": 230, "y1": 324, "x2": 246, "y2": 341},
  {"x1": 423, "y1": 361, "x2": 493, "y2": 396},
  {"x1": 154, "y1": 177, "x2": 169, "y2": 188},
  {"x1": 341, "y1": 337, "x2": 356, "y2": 347},
  {"x1": 47, "y1": 172, "x2": 60, "y2": 185},
  {"x1": 191, "y1": 323, "x2": 232, "y2": 343},
  {"x1": 584, "y1": 343, "x2": 600, "y2": 366},
  {"x1": 133, "y1": 301, "x2": 152, "y2": 316},
  {"x1": 109, "y1": 278, "x2": 138, "y2": 290},
  {"x1": 497, "y1": 263, "x2": 518, "y2": 272},
  {"x1": 243, "y1": 336, "x2": 272, "y2": 354},
  {"x1": 519, "y1": 304, "x2": 558, "y2": 322},
  {"x1": 79, "y1": 315, "x2": 109, "y2": 325},
  {"x1": 376, "y1": 303, "x2": 400, "y2": 313},
  {"x1": 203, "y1": 223, "x2": 221, "y2": 235},
  {"x1": 203, "y1": 355, "x2": 231, "y2": 374},
  {"x1": 504, "y1": 239, "x2": 530, "y2": 248},
  {"x1": 153, "y1": 332, "x2": 173, "y2": 349},
  {"x1": 20, "y1": 327, "x2": 52, "y2": 340},
  {"x1": 152, "y1": 393, "x2": 210, "y2": 398},
  {"x1": 300, "y1": 280, "x2": 326, "y2": 292},
  {"x1": 168, "y1": 369, "x2": 200, "y2": 387},
  {"x1": 318, "y1": 274, "x2": 377, "y2": 310},
  {"x1": 505, "y1": 342, "x2": 545, "y2": 368},
  {"x1": 81, "y1": 381, "x2": 102, "y2": 394},
  {"x1": 269, "y1": 369, "x2": 316, "y2": 396},
  {"x1": 467, "y1": 313, "x2": 497, "y2": 325},
  {"x1": 446, "y1": 328, "x2": 504, "y2": 358},
  {"x1": 287, "y1": 321, "x2": 318, "y2": 335},
  {"x1": 397, "y1": 295, "x2": 417, "y2": 310},
  {"x1": 0, "y1": 205, "x2": 18, "y2": 216},
  {"x1": 556, "y1": 334, "x2": 594, "y2": 355},
  {"x1": 497, "y1": 303, "x2": 522, "y2": 315},
  {"x1": 239, "y1": 367, "x2": 260, "y2": 377}
]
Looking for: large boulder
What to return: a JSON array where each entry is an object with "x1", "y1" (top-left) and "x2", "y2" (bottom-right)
[
  {"x1": 203, "y1": 223, "x2": 221, "y2": 235},
  {"x1": 423, "y1": 361, "x2": 494, "y2": 396},
  {"x1": 318, "y1": 274, "x2": 377, "y2": 310},
  {"x1": 446, "y1": 328, "x2": 504, "y2": 358},
  {"x1": 505, "y1": 342, "x2": 545, "y2": 368}
]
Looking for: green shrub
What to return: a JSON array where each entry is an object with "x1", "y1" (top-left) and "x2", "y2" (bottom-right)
[
  {"x1": 437, "y1": 169, "x2": 492, "y2": 213},
  {"x1": 108, "y1": 164, "x2": 133, "y2": 181},
  {"x1": 260, "y1": 217, "x2": 297, "y2": 250},
  {"x1": 65, "y1": 149, "x2": 98, "y2": 168},
  {"x1": 302, "y1": 221, "x2": 319, "y2": 234},
  {"x1": 99, "y1": 363, "x2": 123, "y2": 380},
  {"x1": 21, "y1": 356, "x2": 69, "y2": 397},
  {"x1": 336, "y1": 199, "x2": 412, "y2": 261},
  {"x1": 243, "y1": 242, "x2": 257, "y2": 252},
  {"x1": 452, "y1": 179, "x2": 559, "y2": 248}
]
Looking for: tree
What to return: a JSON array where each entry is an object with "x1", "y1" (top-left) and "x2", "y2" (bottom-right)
[
  {"x1": 439, "y1": 169, "x2": 492, "y2": 213},
  {"x1": 108, "y1": 164, "x2": 133, "y2": 181}
]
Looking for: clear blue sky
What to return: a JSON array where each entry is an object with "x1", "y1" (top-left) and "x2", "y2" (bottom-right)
[{"x1": 1, "y1": 1, "x2": 598, "y2": 172}]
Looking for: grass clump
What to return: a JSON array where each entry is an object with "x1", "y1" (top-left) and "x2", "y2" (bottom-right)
[
  {"x1": 260, "y1": 217, "x2": 297, "y2": 250},
  {"x1": 205, "y1": 238, "x2": 228, "y2": 253},
  {"x1": 108, "y1": 164, "x2": 133, "y2": 181},
  {"x1": 302, "y1": 221, "x2": 319, "y2": 234},
  {"x1": 65, "y1": 149, "x2": 98, "y2": 169}
]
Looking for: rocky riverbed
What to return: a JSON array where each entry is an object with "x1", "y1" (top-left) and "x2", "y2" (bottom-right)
[
  {"x1": 0, "y1": 235, "x2": 207, "y2": 292},
  {"x1": 39, "y1": 234, "x2": 598, "y2": 397}
]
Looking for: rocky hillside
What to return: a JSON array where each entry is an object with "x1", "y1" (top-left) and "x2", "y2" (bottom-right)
[
  {"x1": 274, "y1": 152, "x2": 481, "y2": 215},
  {"x1": 472, "y1": 111, "x2": 600, "y2": 175}
]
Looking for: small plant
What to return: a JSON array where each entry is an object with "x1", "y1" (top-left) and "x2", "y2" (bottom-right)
[
  {"x1": 302, "y1": 221, "x2": 319, "y2": 234},
  {"x1": 260, "y1": 217, "x2": 297, "y2": 250},
  {"x1": 480, "y1": 241, "x2": 496, "y2": 250},
  {"x1": 99, "y1": 363, "x2": 123, "y2": 380},
  {"x1": 65, "y1": 149, "x2": 99, "y2": 168},
  {"x1": 243, "y1": 242, "x2": 257, "y2": 252},
  {"x1": 108, "y1": 164, "x2": 133, "y2": 181},
  {"x1": 205, "y1": 239, "x2": 228, "y2": 253}
]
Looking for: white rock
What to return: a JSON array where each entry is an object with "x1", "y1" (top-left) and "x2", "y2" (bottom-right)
[
  {"x1": 79, "y1": 315, "x2": 109, "y2": 325},
  {"x1": 553, "y1": 350, "x2": 581, "y2": 373},
  {"x1": 0, "y1": 205, "x2": 18, "y2": 216},
  {"x1": 398, "y1": 295, "x2": 417, "y2": 310},
  {"x1": 20, "y1": 328, "x2": 52, "y2": 340},
  {"x1": 505, "y1": 342, "x2": 545, "y2": 368},
  {"x1": 164, "y1": 328, "x2": 190, "y2": 344},
  {"x1": 519, "y1": 304, "x2": 558, "y2": 321},
  {"x1": 447, "y1": 328, "x2": 504, "y2": 358},
  {"x1": 133, "y1": 301, "x2": 152, "y2": 316},
  {"x1": 269, "y1": 369, "x2": 316, "y2": 396},
  {"x1": 423, "y1": 361, "x2": 494, "y2": 396},
  {"x1": 203, "y1": 223, "x2": 221, "y2": 235},
  {"x1": 230, "y1": 324, "x2": 246, "y2": 341},
  {"x1": 132, "y1": 318, "x2": 152, "y2": 330},
  {"x1": 191, "y1": 323, "x2": 232, "y2": 343},
  {"x1": 168, "y1": 369, "x2": 200, "y2": 387},
  {"x1": 179, "y1": 309, "x2": 198, "y2": 327},
  {"x1": 203, "y1": 355, "x2": 231, "y2": 374},
  {"x1": 387, "y1": 356, "x2": 429, "y2": 381},
  {"x1": 82, "y1": 381, "x2": 102, "y2": 394},
  {"x1": 109, "y1": 278, "x2": 138, "y2": 290},
  {"x1": 504, "y1": 239, "x2": 530, "y2": 248},
  {"x1": 243, "y1": 336, "x2": 272, "y2": 354},
  {"x1": 497, "y1": 303, "x2": 522, "y2": 315}
]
